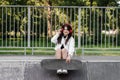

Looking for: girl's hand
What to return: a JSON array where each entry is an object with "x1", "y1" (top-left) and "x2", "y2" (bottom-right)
[
  {"x1": 58, "y1": 29, "x2": 62, "y2": 34},
  {"x1": 66, "y1": 55, "x2": 71, "y2": 63}
]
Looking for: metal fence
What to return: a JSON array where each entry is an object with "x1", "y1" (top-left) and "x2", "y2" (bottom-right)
[{"x1": 0, "y1": 6, "x2": 120, "y2": 55}]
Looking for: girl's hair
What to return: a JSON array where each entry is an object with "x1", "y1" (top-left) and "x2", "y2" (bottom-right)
[{"x1": 57, "y1": 24, "x2": 72, "y2": 44}]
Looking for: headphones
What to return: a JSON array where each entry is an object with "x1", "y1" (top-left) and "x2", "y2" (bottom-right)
[{"x1": 69, "y1": 29, "x2": 72, "y2": 33}]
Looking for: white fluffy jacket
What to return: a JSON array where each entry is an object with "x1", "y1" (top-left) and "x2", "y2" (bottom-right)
[{"x1": 51, "y1": 33, "x2": 75, "y2": 57}]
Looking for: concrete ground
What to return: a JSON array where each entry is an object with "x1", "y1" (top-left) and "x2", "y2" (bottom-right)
[
  {"x1": 0, "y1": 56, "x2": 120, "y2": 80},
  {"x1": 0, "y1": 55, "x2": 120, "y2": 61}
]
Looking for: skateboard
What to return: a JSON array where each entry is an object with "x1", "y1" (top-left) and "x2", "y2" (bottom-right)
[{"x1": 41, "y1": 59, "x2": 82, "y2": 70}]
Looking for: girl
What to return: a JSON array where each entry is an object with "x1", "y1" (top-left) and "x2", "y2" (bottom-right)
[{"x1": 51, "y1": 23, "x2": 75, "y2": 74}]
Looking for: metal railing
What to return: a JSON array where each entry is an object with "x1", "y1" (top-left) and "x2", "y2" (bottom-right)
[{"x1": 0, "y1": 6, "x2": 120, "y2": 55}]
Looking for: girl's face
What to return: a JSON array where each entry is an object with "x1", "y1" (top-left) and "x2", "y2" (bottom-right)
[{"x1": 63, "y1": 27, "x2": 69, "y2": 36}]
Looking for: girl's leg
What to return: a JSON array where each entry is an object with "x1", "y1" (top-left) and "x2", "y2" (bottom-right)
[
  {"x1": 61, "y1": 48, "x2": 68, "y2": 74},
  {"x1": 61, "y1": 48, "x2": 68, "y2": 59},
  {"x1": 55, "y1": 49, "x2": 62, "y2": 59},
  {"x1": 56, "y1": 49, "x2": 63, "y2": 74}
]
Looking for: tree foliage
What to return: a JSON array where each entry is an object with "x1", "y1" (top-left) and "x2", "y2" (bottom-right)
[{"x1": 0, "y1": 0, "x2": 120, "y2": 46}]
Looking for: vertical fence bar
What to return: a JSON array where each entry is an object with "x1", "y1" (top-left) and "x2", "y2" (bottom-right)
[
  {"x1": 108, "y1": 9, "x2": 110, "y2": 48},
  {"x1": 17, "y1": 7, "x2": 21, "y2": 47},
  {"x1": 63, "y1": 8, "x2": 65, "y2": 24},
  {"x1": 46, "y1": 7, "x2": 47, "y2": 47},
  {"x1": 93, "y1": 8, "x2": 95, "y2": 47},
  {"x1": 47, "y1": 7, "x2": 48, "y2": 47},
  {"x1": 2, "y1": 7, "x2": 3, "y2": 47},
  {"x1": 9, "y1": 7, "x2": 11, "y2": 47},
  {"x1": 36, "y1": 7, "x2": 38, "y2": 47},
  {"x1": 34, "y1": 7, "x2": 36, "y2": 47},
  {"x1": 105, "y1": 8, "x2": 106, "y2": 48},
  {"x1": 28, "y1": 6, "x2": 31, "y2": 47},
  {"x1": 67, "y1": 8, "x2": 68, "y2": 22},
  {"x1": 13, "y1": 7, "x2": 15, "y2": 47},
  {"x1": 32, "y1": 47, "x2": 34, "y2": 55},
  {"x1": 112, "y1": 9, "x2": 114, "y2": 48},
  {"x1": 78, "y1": 7, "x2": 81, "y2": 48},
  {"x1": 20, "y1": 7, "x2": 22, "y2": 47},
  {"x1": 70, "y1": 8, "x2": 72, "y2": 24},
  {"x1": 35, "y1": 7, "x2": 37, "y2": 47},
  {"x1": 31, "y1": 7, "x2": 35, "y2": 47},
  {"x1": 116, "y1": 8, "x2": 118, "y2": 48},
  {"x1": 98, "y1": 8, "x2": 100, "y2": 47},
  {"x1": 85, "y1": 8, "x2": 87, "y2": 48},
  {"x1": 6, "y1": 7, "x2": 8, "y2": 47},
  {"x1": 23, "y1": 7, "x2": 26, "y2": 47},
  {"x1": 83, "y1": 8, "x2": 85, "y2": 48},
  {"x1": 43, "y1": 7, "x2": 45, "y2": 47},
  {"x1": 89, "y1": 7, "x2": 91, "y2": 48},
  {"x1": 22, "y1": 7, "x2": 26, "y2": 47},
  {"x1": 38, "y1": 8, "x2": 40, "y2": 47},
  {"x1": 39, "y1": 8, "x2": 41, "y2": 47},
  {"x1": 109, "y1": 8, "x2": 110, "y2": 48},
  {"x1": 19, "y1": 7, "x2": 20, "y2": 47},
  {"x1": 23, "y1": 7, "x2": 24, "y2": 47},
  {"x1": 74, "y1": 8, "x2": 76, "y2": 47},
  {"x1": 58, "y1": 8, "x2": 60, "y2": 28},
  {"x1": 54, "y1": 9, "x2": 56, "y2": 33},
  {"x1": 96, "y1": 8, "x2": 99, "y2": 47},
  {"x1": 50, "y1": 7, "x2": 53, "y2": 47},
  {"x1": 101, "y1": 8, "x2": 103, "y2": 48},
  {"x1": 31, "y1": 7, "x2": 34, "y2": 54},
  {"x1": 73, "y1": 8, "x2": 76, "y2": 46},
  {"x1": 31, "y1": 7, "x2": 33, "y2": 47},
  {"x1": 47, "y1": 6, "x2": 51, "y2": 47},
  {"x1": 82, "y1": 48, "x2": 85, "y2": 59},
  {"x1": 24, "y1": 7, "x2": 27, "y2": 47},
  {"x1": 24, "y1": 47, "x2": 26, "y2": 55},
  {"x1": 16, "y1": 7, "x2": 20, "y2": 47}
]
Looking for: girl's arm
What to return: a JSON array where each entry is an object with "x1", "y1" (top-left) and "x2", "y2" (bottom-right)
[
  {"x1": 68, "y1": 37, "x2": 75, "y2": 57},
  {"x1": 51, "y1": 33, "x2": 59, "y2": 44},
  {"x1": 66, "y1": 37, "x2": 75, "y2": 63},
  {"x1": 51, "y1": 29, "x2": 61, "y2": 44}
]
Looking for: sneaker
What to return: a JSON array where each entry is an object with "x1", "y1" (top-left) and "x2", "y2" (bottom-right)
[
  {"x1": 62, "y1": 69, "x2": 68, "y2": 74},
  {"x1": 57, "y1": 69, "x2": 62, "y2": 74}
]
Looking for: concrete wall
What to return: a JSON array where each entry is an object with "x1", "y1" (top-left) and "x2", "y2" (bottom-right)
[{"x1": 0, "y1": 56, "x2": 120, "y2": 80}]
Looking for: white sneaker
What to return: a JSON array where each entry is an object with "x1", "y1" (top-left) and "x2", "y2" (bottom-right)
[
  {"x1": 62, "y1": 69, "x2": 68, "y2": 74},
  {"x1": 57, "y1": 69, "x2": 62, "y2": 74}
]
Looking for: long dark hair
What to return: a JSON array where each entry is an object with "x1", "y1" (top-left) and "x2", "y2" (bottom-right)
[{"x1": 57, "y1": 24, "x2": 72, "y2": 44}]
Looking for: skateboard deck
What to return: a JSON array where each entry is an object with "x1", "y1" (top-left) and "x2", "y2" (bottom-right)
[{"x1": 41, "y1": 59, "x2": 82, "y2": 70}]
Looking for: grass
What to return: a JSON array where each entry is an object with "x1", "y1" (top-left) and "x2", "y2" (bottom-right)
[
  {"x1": 79, "y1": 49, "x2": 120, "y2": 56},
  {"x1": 0, "y1": 37, "x2": 120, "y2": 56},
  {"x1": 0, "y1": 48, "x2": 120, "y2": 56}
]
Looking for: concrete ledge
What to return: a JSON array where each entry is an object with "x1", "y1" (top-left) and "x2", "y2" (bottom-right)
[{"x1": 0, "y1": 56, "x2": 120, "y2": 80}]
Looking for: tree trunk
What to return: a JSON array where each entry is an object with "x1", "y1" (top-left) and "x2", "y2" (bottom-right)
[{"x1": 46, "y1": 0, "x2": 51, "y2": 37}]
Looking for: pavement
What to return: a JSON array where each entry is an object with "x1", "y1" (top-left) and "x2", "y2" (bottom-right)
[{"x1": 0, "y1": 56, "x2": 120, "y2": 80}]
